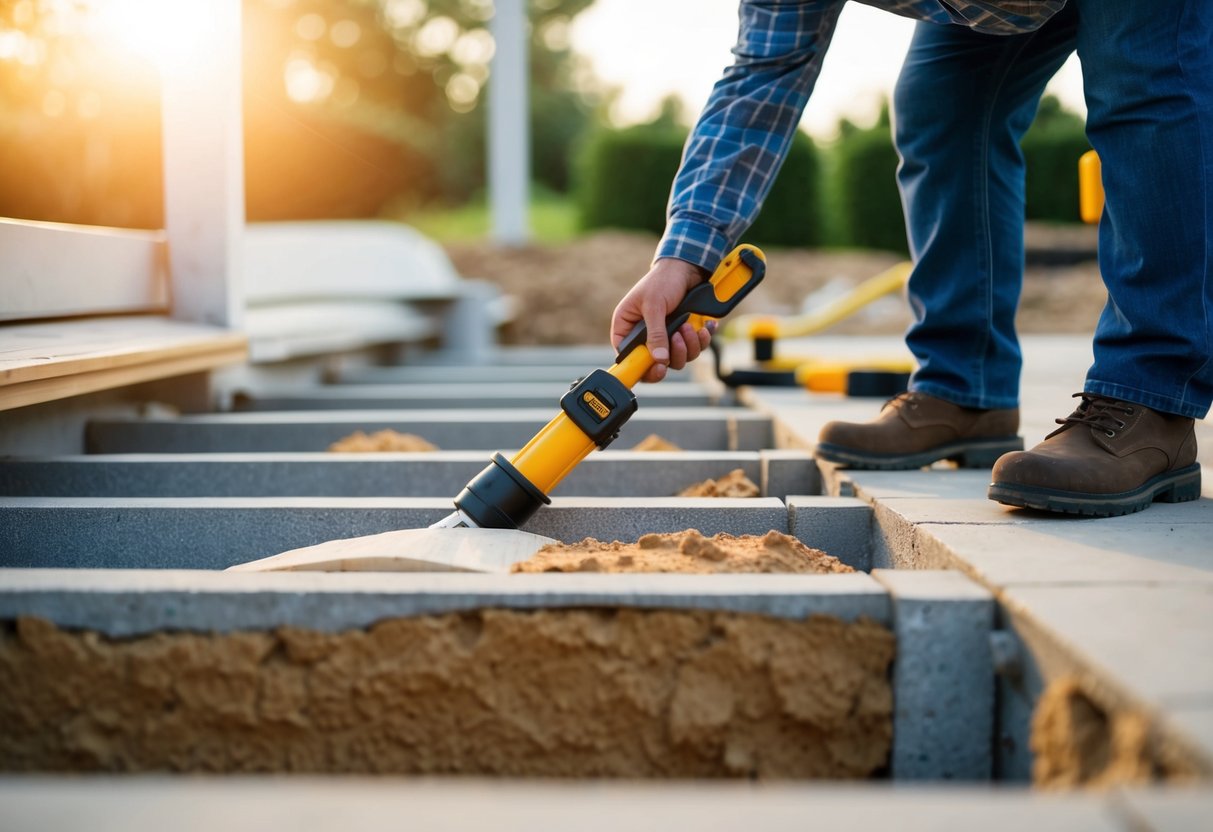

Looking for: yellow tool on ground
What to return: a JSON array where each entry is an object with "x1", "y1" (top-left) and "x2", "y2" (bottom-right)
[
  {"x1": 430, "y1": 244, "x2": 767, "y2": 531},
  {"x1": 712, "y1": 261, "x2": 915, "y2": 396},
  {"x1": 1079, "y1": 149, "x2": 1103, "y2": 224}
]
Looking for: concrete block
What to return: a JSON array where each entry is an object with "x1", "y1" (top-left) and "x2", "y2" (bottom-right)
[
  {"x1": 338, "y1": 365, "x2": 695, "y2": 384},
  {"x1": 0, "y1": 497, "x2": 789, "y2": 570},
  {"x1": 84, "y1": 409, "x2": 773, "y2": 453},
  {"x1": 760, "y1": 449, "x2": 821, "y2": 499},
  {"x1": 871, "y1": 569, "x2": 996, "y2": 781},
  {"x1": 916, "y1": 523, "x2": 1213, "y2": 588},
  {"x1": 1000, "y1": 584, "x2": 1213, "y2": 707},
  {"x1": 786, "y1": 496, "x2": 872, "y2": 571},
  {"x1": 233, "y1": 382, "x2": 715, "y2": 410},
  {"x1": 1120, "y1": 787, "x2": 1213, "y2": 832},
  {"x1": 0, "y1": 568, "x2": 892, "y2": 636},
  {"x1": 528, "y1": 497, "x2": 789, "y2": 543},
  {"x1": 843, "y1": 469, "x2": 995, "y2": 501},
  {"x1": 553, "y1": 452, "x2": 763, "y2": 498},
  {"x1": 406, "y1": 344, "x2": 618, "y2": 367},
  {"x1": 1159, "y1": 706, "x2": 1213, "y2": 772},
  {"x1": 0, "y1": 778, "x2": 1129, "y2": 832},
  {"x1": 0, "y1": 452, "x2": 763, "y2": 499}
]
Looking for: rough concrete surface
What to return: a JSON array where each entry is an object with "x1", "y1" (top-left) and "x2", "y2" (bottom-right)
[{"x1": 0, "y1": 612, "x2": 893, "y2": 778}]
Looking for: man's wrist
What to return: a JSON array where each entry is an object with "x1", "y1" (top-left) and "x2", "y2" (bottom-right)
[{"x1": 656, "y1": 216, "x2": 732, "y2": 273}]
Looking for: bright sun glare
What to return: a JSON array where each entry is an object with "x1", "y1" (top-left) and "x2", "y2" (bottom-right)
[{"x1": 83, "y1": 0, "x2": 211, "y2": 72}]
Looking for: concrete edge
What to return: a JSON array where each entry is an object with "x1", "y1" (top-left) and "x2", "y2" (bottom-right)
[{"x1": 0, "y1": 569, "x2": 892, "y2": 636}]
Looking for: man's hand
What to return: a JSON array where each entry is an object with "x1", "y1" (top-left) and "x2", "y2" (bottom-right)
[{"x1": 611, "y1": 257, "x2": 714, "y2": 383}]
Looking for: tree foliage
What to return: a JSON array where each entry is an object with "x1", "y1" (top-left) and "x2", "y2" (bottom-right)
[{"x1": 0, "y1": 0, "x2": 599, "y2": 227}]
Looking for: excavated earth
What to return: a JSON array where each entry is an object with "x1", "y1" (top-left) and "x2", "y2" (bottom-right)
[
  {"x1": 328, "y1": 430, "x2": 439, "y2": 452},
  {"x1": 0, "y1": 613, "x2": 893, "y2": 778},
  {"x1": 1030, "y1": 676, "x2": 1200, "y2": 789},
  {"x1": 677, "y1": 468, "x2": 761, "y2": 497},
  {"x1": 512, "y1": 530, "x2": 851, "y2": 575}
]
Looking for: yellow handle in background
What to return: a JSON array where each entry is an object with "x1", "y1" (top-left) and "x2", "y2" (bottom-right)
[
  {"x1": 508, "y1": 244, "x2": 767, "y2": 495},
  {"x1": 1079, "y1": 150, "x2": 1104, "y2": 225},
  {"x1": 724, "y1": 261, "x2": 911, "y2": 341}
]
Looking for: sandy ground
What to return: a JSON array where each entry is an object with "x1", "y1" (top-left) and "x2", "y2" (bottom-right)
[
  {"x1": 512, "y1": 530, "x2": 852, "y2": 575},
  {"x1": 328, "y1": 431, "x2": 439, "y2": 452},
  {"x1": 1, "y1": 613, "x2": 892, "y2": 778},
  {"x1": 445, "y1": 226, "x2": 1106, "y2": 346},
  {"x1": 1030, "y1": 676, "x2": 1201, "y2": 788}
]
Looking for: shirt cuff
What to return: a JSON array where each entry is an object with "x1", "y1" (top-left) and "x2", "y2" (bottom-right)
[{"x1": 655, "y1": 216, "x2": 733, "y2": 272}]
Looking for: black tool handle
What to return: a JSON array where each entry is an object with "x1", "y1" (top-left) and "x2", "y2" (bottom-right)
[{"x1": 614, "y1": 248, "x2": 766, "y2": 363}]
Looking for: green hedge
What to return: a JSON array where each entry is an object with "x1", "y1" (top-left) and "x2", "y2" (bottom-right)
[
  {"x1": 573, "y1": 115, "x2": 1089, "y2": 255},
  {"x1": 574, "y1": 126, "x2": 824, "y2": 248},
  {"x1": 830, "y1": 124, "x2": 908, "y2": 253},
  {"x1": 575, "y1": 125, "x2": 685, "y2": 236},
  {"x1": 1021, "y1": 122, "x2": 1092, "y2": 223}
]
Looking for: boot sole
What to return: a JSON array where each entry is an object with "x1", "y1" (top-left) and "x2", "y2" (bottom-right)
[
  {"x1": 814, "y1": 436, "x2": 1024, "y2": 470},
  {"x1": 988, "y1": 463, "x2": 1202, "y2": 517}
]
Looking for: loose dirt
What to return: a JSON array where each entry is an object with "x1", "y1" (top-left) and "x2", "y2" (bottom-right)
[
  {"x1": 631, "y1": 434, "x2": 682, "y2": 451},
  {"x1": 328, "y1": 430, "x2": 439, "y2": 452},
  {"x1": 443, "y1": 227, "x2": 1107, "y2": 347},
  {"x1": 1030, "y1": 676, "x2": 1199, "y2": 788},
  {"x1": 678, "y1": 468, "x2": 761, "y2": 497},
  {"x1": 512, "y1": 530, "x2": 852, "y2": 575},
  {"x1": 0, "y1": 613, "x2": 893, "y2": 778}
]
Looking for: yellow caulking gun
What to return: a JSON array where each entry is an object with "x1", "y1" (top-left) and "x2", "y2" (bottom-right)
[{"x1": 430, "y1": 244, "x2": 766, "y2": 530}]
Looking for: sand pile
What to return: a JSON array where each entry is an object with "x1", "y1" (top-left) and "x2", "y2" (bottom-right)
[
  {"x1": 0, "y1": 613, "x2": 893, "y2": 778},
  {"x1": 328, "y1": 430, "x2": 439, "y2": 452},
  {"x1": 1031, "y1": 677, "x2": 1197, "y2": 788},
  {"x1": 512, "y1": 530, "x2": 852, "y2": 575},
  {"x1": 678, "y1": 469, "x2": 761, "y2": 497},
  {"x1": 631, "y1": 434, "x2": 682, "y2": 451}
]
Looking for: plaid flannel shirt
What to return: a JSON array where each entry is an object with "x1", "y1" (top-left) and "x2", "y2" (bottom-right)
[{"x1": 656, "y1": 0, "x2": 1067, "y2": 269}]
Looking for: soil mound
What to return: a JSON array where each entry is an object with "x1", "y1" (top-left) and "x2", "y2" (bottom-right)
[
  {"x1": 512, "y1": 529, "x2": 852, "y2": 575},
  {"x1": 328, "y1": 430, "x2": 439, "y2": 452}
]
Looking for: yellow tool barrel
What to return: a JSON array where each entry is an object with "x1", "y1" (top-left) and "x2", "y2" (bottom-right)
[
  {"x1": 509, "y1": 244, "x2": 766, "y2": 495},
  {"x1": 448, "y1": 245, "x2": 766, "y2": 529}
]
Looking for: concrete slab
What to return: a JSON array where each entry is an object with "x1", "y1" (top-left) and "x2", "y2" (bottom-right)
[
  {"x1": 0, "y1": 452, "x2": 766, "y2": 498},
  {"x1": 916, "y1": 523, "x2": 1213, "y2": 587},
  {"x1": 0, "y1": 497, "x2": 790, "y2": 570},
  {"x1": 1158, "y1": 706, "x2": 1213, "y2": 774},
  {"x1": 410, "y1": 343, "x2": 619, "y2": 366},
  {"x1": 872, "y1": 496, "x2": 1213, "y2": 527},
  {"x1": 0, "y1": 568, "x2": 891, "y2": 635},
  {"x1": 786, "y1": 496, "x2": 873, "y2": 571},
  {"x1": 0, "y1": 779, "x2": 1133, "y2": 832},
  {"x1": 1000, "y1": 584, "x2": 1213, "y2": 708},
  {"x1": 1119, "y1": 786, "x2": 1213, "y2": 832},
  {"x1": 338, "y1": 364, "x2": 695, "y2": 384},
  {"x1": 872, "y1": 570, "x2": 996, "y2": 781},
  {"x1": 232, "y1": 382, "x2": 716, "y2": 410},
  {"x1": 84, "y1": 408, "x2": 774, "y2": 453},
  {"x1": 842, "y1": 469, "x2": 995, "y2": 501},
  {"x1": 760, "y1": 449, "x2": 822, "y2": 500}
]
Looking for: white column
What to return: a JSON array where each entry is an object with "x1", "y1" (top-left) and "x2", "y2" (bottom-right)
[
  {"x1": 160, "y1": 0, "x2": 245, "y2": 328},
  {"x1": 489, "y1": 0, "x2": 530, "y2": 245}
]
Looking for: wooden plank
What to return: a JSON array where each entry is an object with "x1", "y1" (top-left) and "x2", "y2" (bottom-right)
[
  {"x1": 0, "y1": 219, "x2": 168, "y2": 322},
  {"x1": 0, "y1": 316, "x2": 246, "y2": 410}
]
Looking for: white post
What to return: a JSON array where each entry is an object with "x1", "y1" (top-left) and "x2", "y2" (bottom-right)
[
  {"x1": 489, "y1": 0, "x2": 530, "y2": 245},
  {"x1": 160, "y1": 0, "x2": 245, "y2": 328}
]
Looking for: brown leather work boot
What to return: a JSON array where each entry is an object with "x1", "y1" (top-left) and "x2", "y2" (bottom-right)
[
  {"x1": 988, "y1": 393, "x2": 1202, "y2": 516},
  {"x1": 815, "y1": 392, "x2": 1022, "y2": 469}
]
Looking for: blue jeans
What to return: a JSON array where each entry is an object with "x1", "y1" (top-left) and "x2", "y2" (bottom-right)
[{"x1": 894, "y1": 0, "x2": 1213, "y2": 419}]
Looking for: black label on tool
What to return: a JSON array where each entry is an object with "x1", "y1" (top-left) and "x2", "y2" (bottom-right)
[{"x1": 560, "y1": 369, "x2": 637, "y2": 449}]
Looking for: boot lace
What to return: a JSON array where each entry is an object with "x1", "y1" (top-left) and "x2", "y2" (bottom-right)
[{"x1": 1053, "y1": 393, "x2": 1135, "y2": 438}]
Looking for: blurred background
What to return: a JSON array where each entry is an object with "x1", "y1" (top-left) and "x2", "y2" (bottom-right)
[{"x1": 0, "y1": 0, "x2": 1105, "y2": 344}]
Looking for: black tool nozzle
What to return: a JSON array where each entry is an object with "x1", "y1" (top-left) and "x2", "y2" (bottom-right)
[{"x1": 453, "y1": 453, "x2": 551, "y2": 530}]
